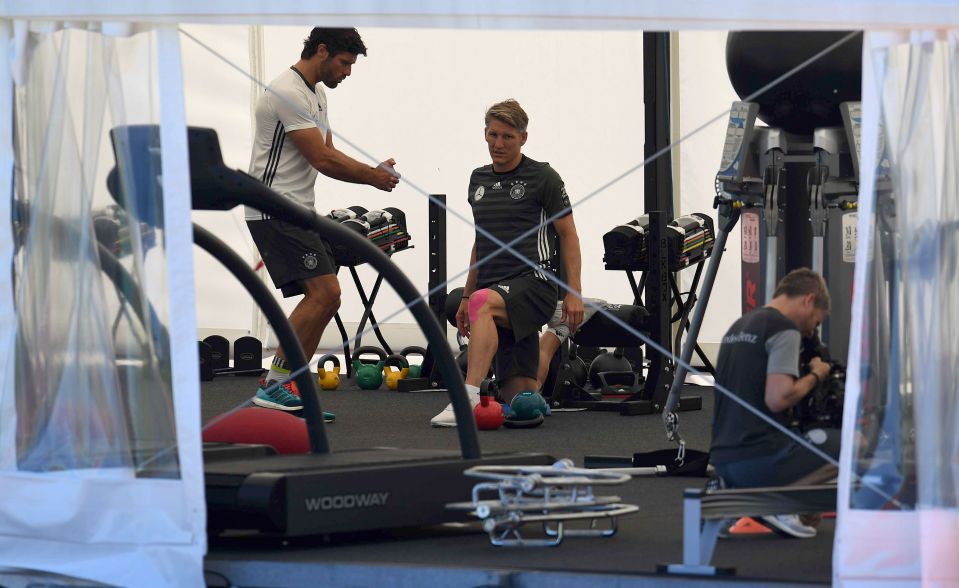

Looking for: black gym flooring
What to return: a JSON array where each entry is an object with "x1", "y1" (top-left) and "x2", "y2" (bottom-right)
[{"x1": 202, "y1": 376, "x2": 833, "y2": 587}]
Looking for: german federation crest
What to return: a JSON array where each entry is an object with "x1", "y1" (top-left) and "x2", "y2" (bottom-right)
[{"x1": 509, "y1": 182, "x2": 526, "y2": 200}]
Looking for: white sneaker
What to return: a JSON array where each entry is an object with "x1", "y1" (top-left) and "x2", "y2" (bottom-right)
[
  {"x1": 430, "y1": 391, "x2": 480, "y2": 427},
  {"x1": 758, "y1": 514, "x2": 817, "y2": 538}
]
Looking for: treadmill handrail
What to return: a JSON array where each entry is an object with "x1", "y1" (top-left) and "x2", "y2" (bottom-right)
[{"x1": 193, "y1": 224, "x2": 331, "y2": 454}]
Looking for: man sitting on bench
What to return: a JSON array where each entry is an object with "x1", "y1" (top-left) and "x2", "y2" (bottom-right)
[
  {"x1": 711, "y1": 268, "x2": 838, "y2": 538},
  {"x1": 430, "y1": 99, "x2": 584, "y2": 427}
]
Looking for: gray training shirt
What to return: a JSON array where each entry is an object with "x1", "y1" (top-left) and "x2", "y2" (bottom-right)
[{"x1": 710, "y1": 306, "x2": 801, "y2": 464}]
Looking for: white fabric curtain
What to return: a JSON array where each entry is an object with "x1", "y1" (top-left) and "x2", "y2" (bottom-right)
[
  {"x1": 247, "y1": 24, "x2": 274, "y2": 347},
  {"x1": 836, "y1": 30, "x2": 959, "y2": 587},
  {"x1": 0, "y1": 22, "x2": 204, "y2": 586},
  {"x1": 0, "y1": 6, "x2": 957, "y2": 587}
]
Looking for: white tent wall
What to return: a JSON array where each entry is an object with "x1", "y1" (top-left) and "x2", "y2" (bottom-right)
[
  {"x1": 184, "y1": 26, "x2": 739, "y2": 354},
  {"x1": 3, "y1": 3, "x2": 958, "y2": 587},
  {"x1": 676, "y1": 31, "x2": 742, "y2": 349}
]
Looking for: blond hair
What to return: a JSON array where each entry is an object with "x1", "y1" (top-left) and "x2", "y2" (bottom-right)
[{"x1": 484, "y1": 99, "x2": 529, "y2": 132}]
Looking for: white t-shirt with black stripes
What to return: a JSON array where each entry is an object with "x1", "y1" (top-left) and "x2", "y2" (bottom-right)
[{"x1": 245, "y1": 67, "x2": 330, "y2": 221}]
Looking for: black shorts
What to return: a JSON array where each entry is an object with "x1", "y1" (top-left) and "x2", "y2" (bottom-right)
[
  {"x1": 247, "y1": 219, "x2": 336, "y2": 298},
  {"x1": 484, "y1": 275, "x2": 558, "y2": 380}
]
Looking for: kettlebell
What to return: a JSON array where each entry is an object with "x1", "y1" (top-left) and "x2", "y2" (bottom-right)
[
  {"x1": 504, "y1": 390, "x2": 548, "y2": 428},
  {"x1": 588, "y1": 348, "x2": 632, "y2": 390},
  {"x1": 352, "y1": 346, "x2": 387, "y2": 390},
  {"x1": 317, "y1": 354, "x2": 341, "y2": 390},
  {"x1": 400, "y1": 345, "x2": 426, "y2": 379},
  {"x1": 509, "y1": 391, "x2": 550, "y2": 421},
  {"x1": 382, "y1": 354, "x2": 410, "y2": 391},
  {"x1": 473, "y1": 379, "x2": 504, "y2": 430}
]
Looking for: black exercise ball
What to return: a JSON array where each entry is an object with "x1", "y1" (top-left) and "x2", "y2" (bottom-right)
[
  {"x1": 726, "y1": 31, "x2": 863, "y2": 135},
  {"x1": 445, "y1": 287, "x2": 465, "y2": 328}
]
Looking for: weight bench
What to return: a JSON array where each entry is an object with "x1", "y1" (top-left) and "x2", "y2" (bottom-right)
[{"x1": 661, "y1": 484, "x2": 837, "y2": 576}]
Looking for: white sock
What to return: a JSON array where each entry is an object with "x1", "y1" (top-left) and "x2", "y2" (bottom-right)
[
  {"x1": 465, "y1": 384, "x2": 480, "y2": 396},
  {"x1": 267, "y1": 367, "x2": 290, "y2": 384}
]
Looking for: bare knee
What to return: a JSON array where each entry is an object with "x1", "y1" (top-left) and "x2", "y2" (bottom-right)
[
  {"x1": 540, "y1": 331, "x2": 561, "y2": 357},
  {"x1": 302, "y1": 278, "x2": 341, "y2": 317}
]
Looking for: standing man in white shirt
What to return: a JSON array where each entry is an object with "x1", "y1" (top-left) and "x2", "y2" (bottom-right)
[{"x1": 246, "y1": 28, "x2": 399, "y2": 414}]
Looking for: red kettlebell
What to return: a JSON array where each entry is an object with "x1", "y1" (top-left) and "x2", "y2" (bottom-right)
[{"x1": 473, "y1": 379, "x2": 505, "y2": 430}]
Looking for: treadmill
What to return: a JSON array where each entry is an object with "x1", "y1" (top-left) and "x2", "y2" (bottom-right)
[{"x1": 108, "y1": 125, "x2": 552, "y2": 537}]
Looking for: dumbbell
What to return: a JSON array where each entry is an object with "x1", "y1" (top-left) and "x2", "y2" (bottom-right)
[
  {"x1": 329, "y1": 206, "x2": 368, "y2": 222},
  {"x1": 400, "y1": 346, "x2": 427, "y2": 379},
  {"x1": 317, "y1": 354, "x2": 341, "y2": 390},
  {"x1": 382, "y1": 354, "x2": 410, "y2": 391},
  {"x1": 564, "y1": 343, "x2": 589, "y2": 388},
  {"x1": 381, "y1": 207, "x2": 407, "y2": 231},
  {"x1": 359, "y1": 209, "x2": 391, "y2": 230},
  {"x1": 352, "y1": 346, "x2": 387, "y2": 390}
]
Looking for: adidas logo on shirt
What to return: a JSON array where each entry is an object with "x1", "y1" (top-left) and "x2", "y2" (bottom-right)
[
  {"x1": 491, "y1": 182, "x2": 502, "y2": 190},
  {"x1": 498, "y1": 284, "x2": 510, "y2": 293}
]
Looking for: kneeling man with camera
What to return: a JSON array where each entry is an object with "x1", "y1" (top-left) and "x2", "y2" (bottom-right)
[{"x1": 710, "y1": 268, "x2": 838, "y2": 538}]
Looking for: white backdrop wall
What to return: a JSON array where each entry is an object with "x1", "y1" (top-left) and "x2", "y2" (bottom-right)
[{"x1": 183, "y1": 25, "x2": 739, "y2": 353}]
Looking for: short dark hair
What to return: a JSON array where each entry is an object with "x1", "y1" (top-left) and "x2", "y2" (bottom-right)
[
  {"x1": 773, "y1": 268, "x2": 831, "y2": 311},
  {"x1": 301, "y1": 28, "x2": 367, "y2": 60}
]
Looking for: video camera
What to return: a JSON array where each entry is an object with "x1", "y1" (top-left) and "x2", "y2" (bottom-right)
[{"x1": 794, "y1": 333, "x2": 846, "y2": 431}]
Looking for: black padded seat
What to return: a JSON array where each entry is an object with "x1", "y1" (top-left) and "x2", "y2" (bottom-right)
[{"x1": 572, "y1": 304, "x2": 649, "y2": 348}]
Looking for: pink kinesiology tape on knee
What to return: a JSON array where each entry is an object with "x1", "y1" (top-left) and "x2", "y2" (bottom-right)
[{"x1": 468, "y1": 289, "x2": 490, "y2": 322}]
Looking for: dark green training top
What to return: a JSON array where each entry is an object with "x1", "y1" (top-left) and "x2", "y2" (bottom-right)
[
  {"x1": 710, "y1": 306, "x2": 802, "y2": 464},
  {"x1": 468, "y1": 155, "x2": 570, "y2": 288}
]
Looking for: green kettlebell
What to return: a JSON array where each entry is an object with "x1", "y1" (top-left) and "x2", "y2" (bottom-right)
[
  {"x1": 352, "y1": 346, "x2": 386, "y2": 390},
  {"x1": 400, "y1": 345, "x2": 427, "y2": 379},
  {"x1": 382, "y1": 354, "x2": 410, "y2": 391}
]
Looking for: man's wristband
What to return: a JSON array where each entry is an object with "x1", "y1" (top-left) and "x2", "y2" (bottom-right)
[{"x1": 809, "y1": 371, "x2": 822, "y2": 387}]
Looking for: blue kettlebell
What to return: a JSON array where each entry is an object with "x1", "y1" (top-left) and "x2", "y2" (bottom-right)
[{"x1": 352, "y1": 346, "x2": 387, "y2": 390}]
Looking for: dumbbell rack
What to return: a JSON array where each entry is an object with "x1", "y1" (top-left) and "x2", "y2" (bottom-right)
[
  {"x1": 330, "y1": 247, "x2": 413, "y2": 378},
  {"x1": 610, "y1": 248, "x2": 716, "y2": 377},
  {"x1": 545, "y1": 213, "x2": 703, "y2": 415}
]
